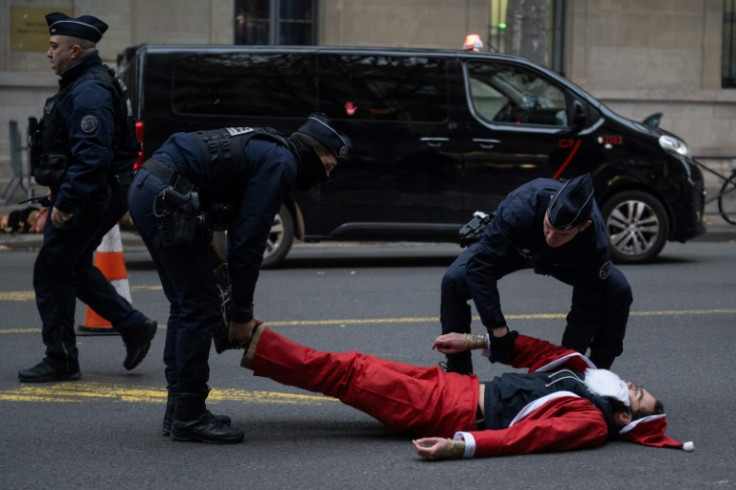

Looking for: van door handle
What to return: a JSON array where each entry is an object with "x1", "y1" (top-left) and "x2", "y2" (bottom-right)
[
  {"x1": 473, "y1": 138, "x2": 501, "y2": 149},
  {"x1": 420, "y1": 137, "x2": 450, "y2": 148}
]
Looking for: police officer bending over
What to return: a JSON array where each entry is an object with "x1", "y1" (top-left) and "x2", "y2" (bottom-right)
[
  {"x1": 441, "y1": 174, "x2": 633, "y2": 374},
  {"x1": 19, "y1": 13, "x2": 157, "y2": 383},
  {"x1": 127, "y1": 114, "x2": 351, "y2": 444}
]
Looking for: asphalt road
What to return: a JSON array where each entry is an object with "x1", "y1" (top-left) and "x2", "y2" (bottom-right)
[{"x1": 1, "y1": 240, "x2": 735, "y2": 490}]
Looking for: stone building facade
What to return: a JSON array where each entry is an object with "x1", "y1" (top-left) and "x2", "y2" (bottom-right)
[{"x1": 0, "y1": 0, "x2": 733, "y2": 189}]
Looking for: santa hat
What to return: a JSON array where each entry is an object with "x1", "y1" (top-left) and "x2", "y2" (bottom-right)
[{"x1": 619, "y1": 414, "x2": 694, "y2": 452}]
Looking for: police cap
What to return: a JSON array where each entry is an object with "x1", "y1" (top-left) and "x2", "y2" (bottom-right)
[
  {"x1": 297, "y1": 113, "x2": 352, "y2": 159},
  {"x1": 46, "y1": 12, "x2": 108, "y2": 43},
  {"x1": 547, "y1": 173, "x2": 595, "y2": 229}
]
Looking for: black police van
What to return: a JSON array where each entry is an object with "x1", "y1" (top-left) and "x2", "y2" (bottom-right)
[{"x1": 118, "y1": 44, "x2": 705, "y2": 267}]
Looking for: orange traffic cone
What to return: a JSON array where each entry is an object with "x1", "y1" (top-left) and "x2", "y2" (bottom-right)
[{"x1": 77, "y1": 224, "x2": 132, "y2": 335}]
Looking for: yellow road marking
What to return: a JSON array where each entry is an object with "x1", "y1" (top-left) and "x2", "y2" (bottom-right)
[
  {"x1": 2, "y1": 308, "x2": 734, "y2": 405},
  {"x1": 2, "y1": 309, "x2": 735, "y2": 334},
  {"x1": 0, "y1": 285, "x2": 162, "y2": 302},
  {"x1": 0, "y1": 381, "x2": 334, "y2": 405},
  {"x1": 0, "y1": 291, "x2": 35, "y2": 301},
  {"x1": 264, "y1": 309, "x2": 736, "y2": 327}
]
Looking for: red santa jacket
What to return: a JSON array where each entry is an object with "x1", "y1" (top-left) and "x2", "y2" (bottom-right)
[{"x1": 456, "y1": 334, "x2": 609, "y2": 458}]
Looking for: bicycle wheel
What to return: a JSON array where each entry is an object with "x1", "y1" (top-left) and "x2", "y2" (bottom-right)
[{"x1": 717, "y1": 172, "x2": 736, "y2": 225}]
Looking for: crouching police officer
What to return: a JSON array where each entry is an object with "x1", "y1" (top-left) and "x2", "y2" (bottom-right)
[
  {"x1": 128, "y1": 114, "x2": 351, "y2": 444},
  {"x1": 440, "y1": 174, "x2": 633, "y2": 374},
  {"x1": 19, "y1": 13, "x2": 157, "y2": 383}
]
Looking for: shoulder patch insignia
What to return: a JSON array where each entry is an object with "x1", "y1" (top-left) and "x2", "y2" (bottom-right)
[{"x1": 80, "y1": 115, "x2": 98, "y2": 134}]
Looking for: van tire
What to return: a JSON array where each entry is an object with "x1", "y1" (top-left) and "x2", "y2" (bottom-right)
[
  {"x1": 261, "y1": 205, "x2": 295, "y2": 268},
  {"x1": 601, "y1": 190, "x2": 669, "y2": 264},
  {"x1": 208, "y1": 204, "x2": 295, "y2": 269}
]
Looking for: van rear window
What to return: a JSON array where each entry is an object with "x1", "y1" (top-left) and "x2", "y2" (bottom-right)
[
  {"x1": 318, "y1": 54, "x2": 449, "y2": 122},
  {"x1": 172, "y1": 53, "x2": 317, "y2": 116}
]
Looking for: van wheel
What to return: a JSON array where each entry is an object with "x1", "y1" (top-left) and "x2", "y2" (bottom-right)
[
  {"x1": 601, "y1": 190, "x2": 669, "y2": 264},
  {"x1": 261, "y1": 205, "x2": 294, "y2": 268},
  {"x1": 208, "y1": 205, "x2": 295, "y2": 269}
]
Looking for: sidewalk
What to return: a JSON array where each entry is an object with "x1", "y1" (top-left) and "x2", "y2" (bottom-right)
[{"x1": 0, "y1": 186, "x2": 144, "y2": 250}]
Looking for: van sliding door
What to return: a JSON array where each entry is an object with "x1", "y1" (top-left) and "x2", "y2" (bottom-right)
[{"x1": 313, "y1": 52, "x2": 465, "y2": 240}]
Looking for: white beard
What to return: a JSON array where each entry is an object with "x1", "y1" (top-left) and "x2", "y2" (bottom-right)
[{"x1": 584, "y1": 368, "x2": 629, "y2": 406}]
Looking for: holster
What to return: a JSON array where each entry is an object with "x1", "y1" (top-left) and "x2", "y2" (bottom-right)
[
  {"x1": 459, "y1": 211, "x2": 494, "y2": 247},
  {"x1": 145, "y1": 158, "x2": 203, "y2": 248}
]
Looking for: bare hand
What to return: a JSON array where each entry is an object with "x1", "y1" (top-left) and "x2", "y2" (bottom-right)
[
  {"x1": 50, "y1": 207, "x2": 73, "y2": 227},
  {"x1": 228, "y1": 317, "x2": 263, "y2": 347},
  {"x1": 412, "y1": 437, "x2": 454, "y2": 460},
  {"x1": 431, "y1": 332, "x2": 468, "y2": 354}
]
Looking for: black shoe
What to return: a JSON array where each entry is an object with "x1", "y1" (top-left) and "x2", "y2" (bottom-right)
[
  {"x1": 18, "y1": 360, "x2": 81, "y2": 383},
  {"x1": 164, "y1": 409, "x2": 231, "y2": 436},
  {"x1": 445, "y1": 356, "x2": 473, "y2": 375},
  {"x1": 162, "y1": 386, "x2": 232, "y2": 436},
  {"x1": 123, "y1": 319, "x2": 157, "y2": 370},
  {"x1": 171, "y1": 412, "x2": 243, "y2": 444}
]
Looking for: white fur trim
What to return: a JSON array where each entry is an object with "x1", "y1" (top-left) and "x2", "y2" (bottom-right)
[
  {"x1": 534, "y1": 352, "x2": 596, "y2": 372},
  {"x1": 584, "y1": 368, "x2": 629, "y2": 406},
  {"x1": 619, "y1": 413, "x2": 666, "y2": 435},
  {"x1": 509, "y1": 391, "x2": 580, "y2": 426},
  {"x1": 682, "y1": 441, "x2": 695, "y2": 452}
]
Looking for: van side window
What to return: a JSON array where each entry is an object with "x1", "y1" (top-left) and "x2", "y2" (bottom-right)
[
  {"x1": 466, "y1": 61, "x2": 568, "y2": 127},
  {"x1": 318, "y1": 54, "x2": 449, "y2": 122},
  {"x1": 172, "y1": 53, "x2": 317, "y2": 116}
]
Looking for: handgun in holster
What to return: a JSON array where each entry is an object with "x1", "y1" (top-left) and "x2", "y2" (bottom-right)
[{"x1": 153, "y1": 181, "x2": 202, "y2": 247}]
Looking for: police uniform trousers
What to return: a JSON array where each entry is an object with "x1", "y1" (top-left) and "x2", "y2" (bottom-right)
[
  {"x1": 243, "y1": 327, "x2": 480, "y2": 438},
  {"x1": 34, "y1": 182, "x2": 148, "y2": 371},
  {"x1": 441, "y1": 243, "x2": 632, "y2": 369},
  {"x1": 128, "y1": 167, "x2": 219, "y2": 395}
]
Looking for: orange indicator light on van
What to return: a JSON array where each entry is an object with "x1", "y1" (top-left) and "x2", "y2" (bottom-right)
[{"x1": 463, "y1": 34, "x2": 484, "y2": 51}]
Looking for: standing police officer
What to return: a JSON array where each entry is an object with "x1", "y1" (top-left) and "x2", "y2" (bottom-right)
[
  {"x1": 18, "y1": 13, "x2": 157, "y2": 383},
  {"x1": 440, "y1": 174, "x2": 633, "y2": 374},
  {"x1": 128, "y1": 114, "x2": 351, "y2": 444}
]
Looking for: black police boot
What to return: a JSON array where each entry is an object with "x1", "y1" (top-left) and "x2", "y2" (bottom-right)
[
  {"x1": 589, "y1": 353, "x2": 614, "y2": 370},
  {"x1": 18, "y1": 359, "x2": 81, "y2": 383},
  {"x1": 162, "y1": 386, "x2": 231, "y2": 436},
  {"x1": 122, "y1": 318, "x2": 158, "y2": 370},
  {"x1": 170, "y1": 392, "x2": 243, "y2": 444},
  {"x1": 444, "y1": 353, "x2": 473, "y2": 374}
]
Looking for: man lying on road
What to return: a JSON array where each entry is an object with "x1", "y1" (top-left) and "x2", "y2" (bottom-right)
[{"x1": 228, "y1": 323, "x2": 693, "y2": 459}]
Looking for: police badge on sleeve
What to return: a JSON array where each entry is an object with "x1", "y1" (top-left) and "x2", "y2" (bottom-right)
[{"x1": 80, "y1": 115, "x2": 99, "y2": 134}]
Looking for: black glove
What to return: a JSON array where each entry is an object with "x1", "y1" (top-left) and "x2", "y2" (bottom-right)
[
  {"x1": 489, "y1": 330, "x2": 518, "y2": 363},
  {"x1": 212, "y1": 263, "x2": 238, "y2": 354}
]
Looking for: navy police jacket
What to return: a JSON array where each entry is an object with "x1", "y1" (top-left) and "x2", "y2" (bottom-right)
[
  {"x1": 151, "y1": 130, "x2": 298, "y2": 324},
  {"x1": 466, "y1": 178, "x2": 611, "y2": 329},
  {"x1": 48, "y1": 52, "x2": 134, "y2": 214}
]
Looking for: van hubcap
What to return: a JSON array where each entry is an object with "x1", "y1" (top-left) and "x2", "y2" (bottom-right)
[{"x1": 606, "y1": 200, "x2": 660, "y2": 256}]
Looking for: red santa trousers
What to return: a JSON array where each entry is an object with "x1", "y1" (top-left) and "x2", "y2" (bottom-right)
[{"x1": 242, "y1": 327, "x2": 480, "y2": 438}]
